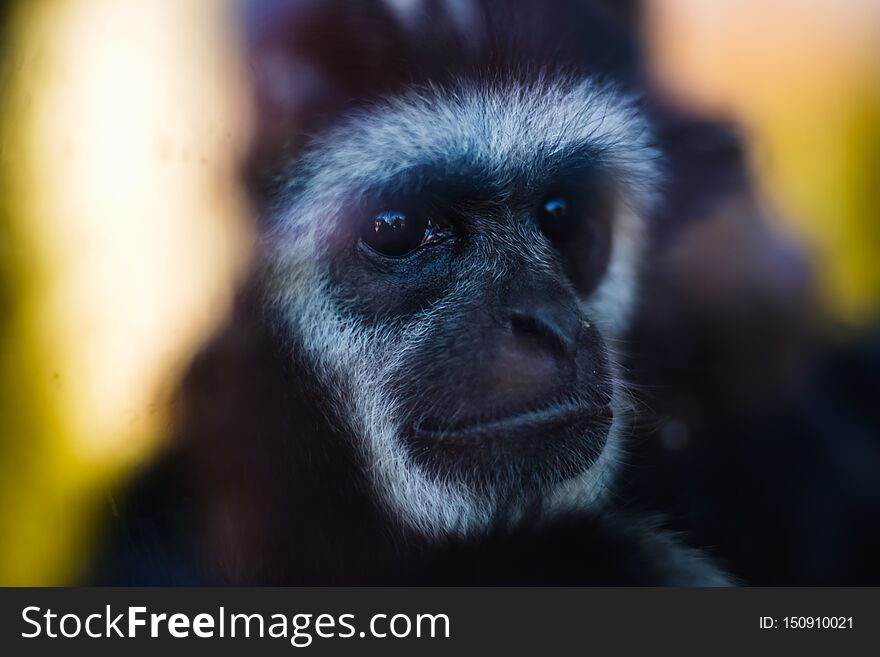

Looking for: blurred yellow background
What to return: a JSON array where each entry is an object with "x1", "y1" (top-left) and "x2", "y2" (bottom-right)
[
  {"x1": 0, "y1": 0, "x2": 253, "y2": 584},
  {"x1": 646, "y1": 0, "x2": 880, "y2": 325}
]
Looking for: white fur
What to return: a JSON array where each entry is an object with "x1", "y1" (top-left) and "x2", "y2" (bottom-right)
[{"x1": 266, "y1": 78, "x2": 660, "y2": 538}]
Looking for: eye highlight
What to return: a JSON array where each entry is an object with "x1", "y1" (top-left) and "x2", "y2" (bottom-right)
[
  {"x1": 538, "y1": 196, "x2": 578, "y2": 242},
  {"x1": 361, "y1": 210, "x2": 446, "y2": 257}
]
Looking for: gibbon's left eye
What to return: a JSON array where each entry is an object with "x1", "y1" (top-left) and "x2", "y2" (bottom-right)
[
  {"x1": 361, "y1": 210, "x2": 447, "y2": 257},
  {"x1": 538, "y1": 196, "x2": 578, "y2": 242}
]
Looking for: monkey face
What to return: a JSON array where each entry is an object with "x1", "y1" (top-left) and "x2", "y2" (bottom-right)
[
  {"x1": 267, "y1": 78, "x2": 658, "y2": 536},
  {"x1": 339, "y1": 168, "x2": 618, "y2": 486}
]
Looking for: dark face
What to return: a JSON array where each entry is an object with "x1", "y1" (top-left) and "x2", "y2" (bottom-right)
[{"x1": 321, "y1": 162, "x2": 618, "y2": 490}]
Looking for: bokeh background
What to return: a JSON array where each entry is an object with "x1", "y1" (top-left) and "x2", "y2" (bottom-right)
[{"x1": 1, "y1": 0, "x2": 878, "y2": 584}]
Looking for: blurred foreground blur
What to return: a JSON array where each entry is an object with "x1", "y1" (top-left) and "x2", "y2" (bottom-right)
[
  {"x1": 0, "y1": 0, "x2": 252, "y2": 584},
  {"x1": 1, "y1": 0, "x2": 879, "y2": 584}
]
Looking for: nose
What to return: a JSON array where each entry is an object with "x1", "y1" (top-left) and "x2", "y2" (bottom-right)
[
  {"x1": 445, "y1": 279, "x2": 588, "y2": 419},
  {"x1": 505, "y1": 287, "x2": 582, "y2": 358},
  {"x1": 456, "y1": 283, "x2": 583, "y2": 414}
]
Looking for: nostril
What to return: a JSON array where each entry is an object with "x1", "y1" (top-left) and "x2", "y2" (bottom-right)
[
  {"x1": 508, "y1": 309, "x2": 577, "y2": 356},
  {"x1": 509, "y1": 312, "x2": 547, "y2": 340}
]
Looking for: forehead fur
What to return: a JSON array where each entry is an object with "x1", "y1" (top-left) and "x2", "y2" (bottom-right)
[{"x1": 272, "y1": 76, "x2": 659, "y2": 239}]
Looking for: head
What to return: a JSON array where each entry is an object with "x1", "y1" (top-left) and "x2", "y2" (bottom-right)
[{"x1": 265, "y1": 76, "x2": 659, "y2": 538}]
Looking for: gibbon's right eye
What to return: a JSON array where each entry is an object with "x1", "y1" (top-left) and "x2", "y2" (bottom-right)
[{"x1": 361, "y1": 210, "x2": 444, "y2": 257}]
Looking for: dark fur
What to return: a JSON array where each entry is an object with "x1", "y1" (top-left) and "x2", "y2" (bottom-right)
[{"x1": 94, "y1": 0, "x2": 745, "y2": 586}]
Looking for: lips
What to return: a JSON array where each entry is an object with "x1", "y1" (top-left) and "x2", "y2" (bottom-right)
[{"x1": 412, "y1": 397, "x2": 612, "y2": 446}]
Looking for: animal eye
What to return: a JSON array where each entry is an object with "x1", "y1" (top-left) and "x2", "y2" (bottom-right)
[
  {"x1": 538, "y1": 197, "x2": 578, "y2": 242},
  {"x1": 362, "y1": 210, "x2": 444, "y2": 257}
]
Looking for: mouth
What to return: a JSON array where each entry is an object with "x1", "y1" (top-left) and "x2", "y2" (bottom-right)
[
  {"x1": 411, "y1": 397, "x2": 612, "y2": 448},
  {"x1": 405, "y1": 396, "x2": 613, "y2": 484}
]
